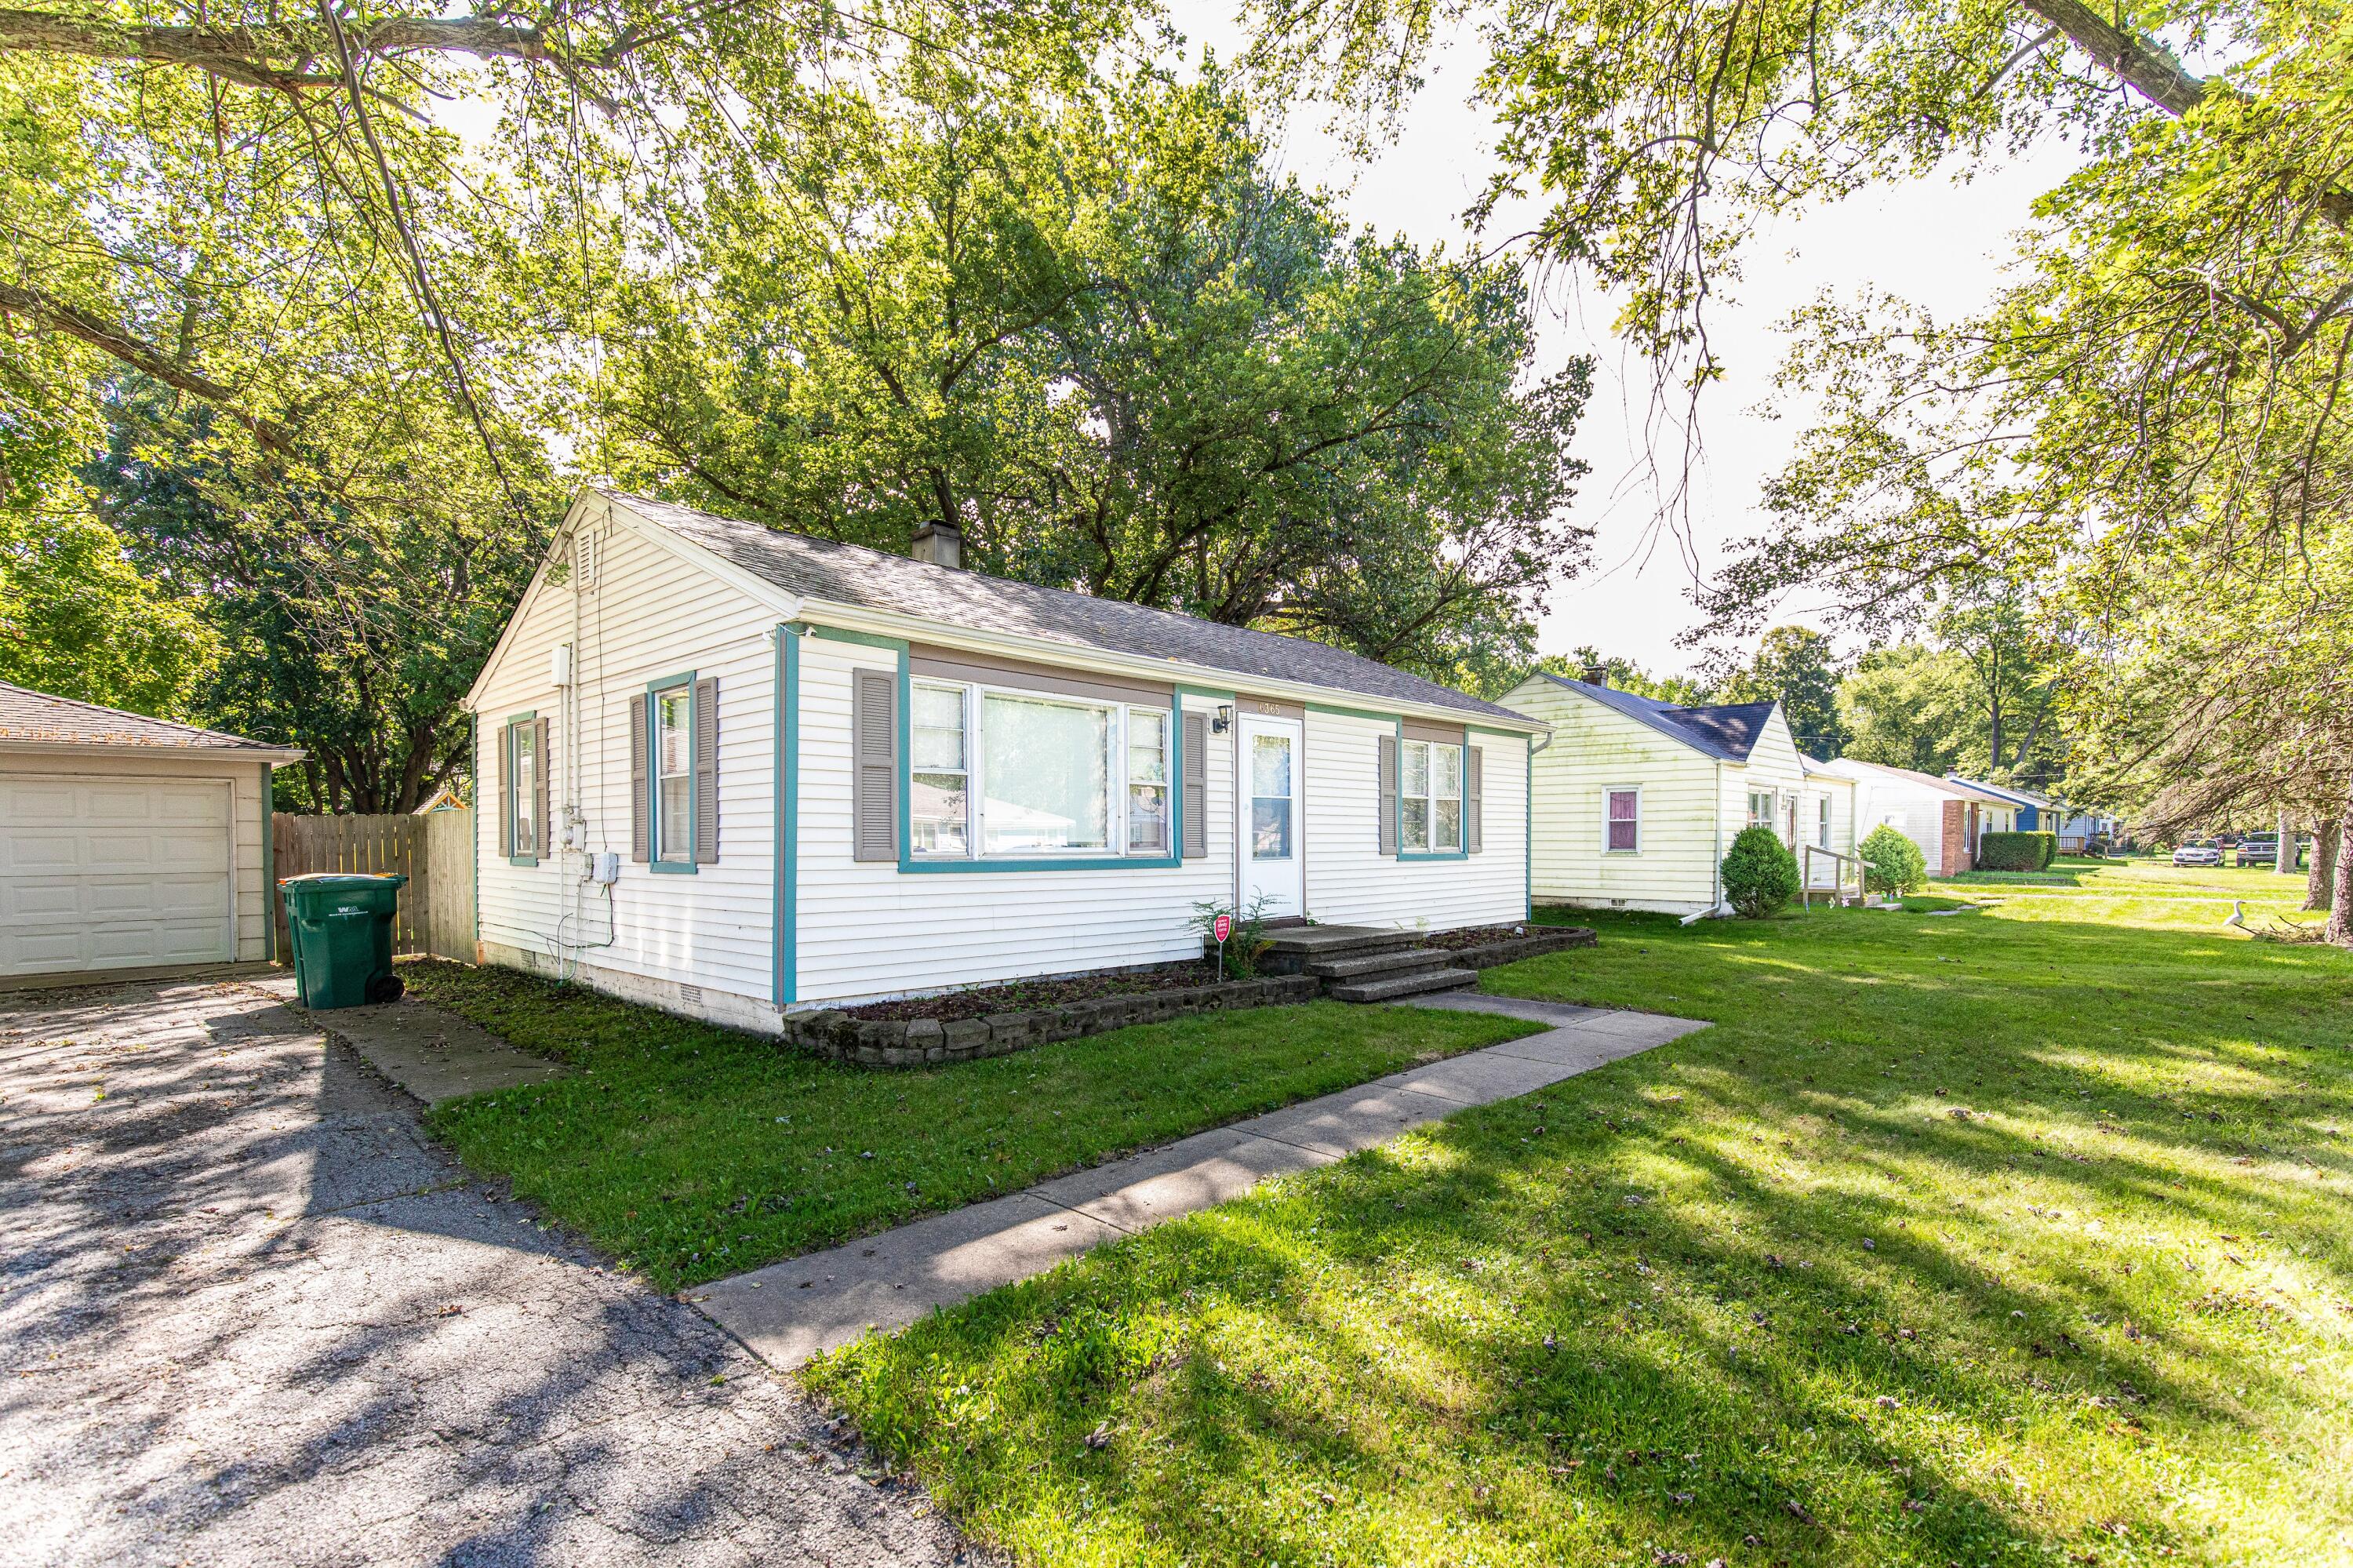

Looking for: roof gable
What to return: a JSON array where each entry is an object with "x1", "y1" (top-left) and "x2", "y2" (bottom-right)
[
  {"x1": 613, "y1": 491, "x2": 1526, "y2": 724},
  {"x1": 1533, "y1": 673, "x2": 1775, "y2": 762}
]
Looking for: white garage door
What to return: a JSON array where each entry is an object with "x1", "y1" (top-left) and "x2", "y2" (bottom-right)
[{"x1": 0, "y1": 774, "x2": 235, "y2": 977}]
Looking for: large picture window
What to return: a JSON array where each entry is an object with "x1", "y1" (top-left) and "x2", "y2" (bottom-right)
[
  {"x1": 1399, "y1": 737, "x2": 1464, "y2": 853},
  {"x1": 906, "y1": 678, "x2": 1173, "y2": 862},
  {"x1": 655, "y1": 686, "x2": 691, "y2": 863}
]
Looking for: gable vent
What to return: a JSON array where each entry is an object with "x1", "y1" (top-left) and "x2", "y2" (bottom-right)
[{"x1": 573, "y1": 529, "x2": 599, "y2": 589}]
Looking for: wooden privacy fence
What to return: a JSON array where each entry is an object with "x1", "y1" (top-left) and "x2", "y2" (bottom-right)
[{"x1": 272, "y1": 809, "x2": 476, "y2": 962}]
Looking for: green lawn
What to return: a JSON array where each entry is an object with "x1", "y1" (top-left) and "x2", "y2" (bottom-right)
[
  {"x1": 805, "y1": 864, "x2": 2353, "y2": 1567},
  {"x1": 403, "y1": 960, "x2": 1536, "y2": 1291}
]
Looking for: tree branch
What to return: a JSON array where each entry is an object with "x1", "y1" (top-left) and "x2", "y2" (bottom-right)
[{"x1": 0, "y1": 278, "x2": 292, "y2": 450}]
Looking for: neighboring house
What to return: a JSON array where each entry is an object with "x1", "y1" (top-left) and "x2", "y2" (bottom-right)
[
  {"x1": 1497, "y1": 672, "x2": 1853, "y2": 916},
  {"x1": 1949, "y1": 777, "x2": 2057, "y2": 831},
  {"x1": 0, "y1": 682, "x2": 301, "y2": 986},
  {"x1": 411, "y1": 784, "x2": 468, "y2": 815},
  {"x1": 2050, "y1": 809, "x2": 2124, "y2": 853},
  {"x1": 1818, "y1": 759, "x2": 2019, "y2": 875},
  {"x1": 462, "y1": 490, "x2": 1544, "y2": 1028}
]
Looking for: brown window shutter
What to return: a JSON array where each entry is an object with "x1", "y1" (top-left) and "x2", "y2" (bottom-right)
[
  {"x1": 1377, "y1": 733, "x2": 1398, "y2": 855},
  {"x1": 693, "y1": 676, "x2": 720, "y2": 864},
  {"x1": 1467, "y1": 744, "x2": 1484, "y2": 854},
  {"x1": 1181, "y1": 710, "x2": 1208, "y2": 858},
  {"x1": 853, "y1": 667, "x2": 898, "y2": 862},
  {"x1": 498, "y1": 722, "x2": 514, "y2": 857},
  {"x1": 628, "y1": 696, "x2": 649, "y2": 862},
  {"x1": 534, "y1": 717, "x2": 552, "y2": 858}
]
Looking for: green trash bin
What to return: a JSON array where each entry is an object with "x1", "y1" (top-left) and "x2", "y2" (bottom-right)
[{"x1": 278, "y1": 872, "x2": 408, "y2": 1009}]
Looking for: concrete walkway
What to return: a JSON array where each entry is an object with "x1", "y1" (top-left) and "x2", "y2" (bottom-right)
[
  {"x1": 695, "y1": 995, "x2": 1706, "y2": 1369},
  {"x1": 246, "y1": 972, "x2": 570, "y2": 1105}
]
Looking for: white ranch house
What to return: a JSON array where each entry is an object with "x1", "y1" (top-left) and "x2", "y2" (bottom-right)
[
  {"x1": 463, "y1": 490, "x2": 1542, "y2": 1029},
  {"x1": 1498, "y1": 673, "x2": 1858, "y2": 918},
  {"x1": 1816, "y1": 759, "x2": 2019, "y2": 876}
]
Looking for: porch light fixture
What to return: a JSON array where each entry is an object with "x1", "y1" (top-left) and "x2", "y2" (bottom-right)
[{"x1": 1213, "y1": 704, "x2": 1233, "y2": 733}]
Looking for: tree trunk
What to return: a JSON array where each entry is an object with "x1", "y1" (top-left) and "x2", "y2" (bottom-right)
[
  {"x1": 2330, "y1": 785, "x2": 2353, "y2": 948},
  {"x1": 2311, "y1": 818, "x2": 2341, "y2": 911},
  {"x1": 2275, "y1": 809, "x2": 2297, "y2": 875}
]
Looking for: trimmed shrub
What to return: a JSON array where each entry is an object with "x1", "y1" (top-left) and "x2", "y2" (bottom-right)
[
  {"x1": 1977, "y1": 831, "x2": 2058, "y2": 871},
  {"x1": 1859, "y1": 824, "x2": 1927, "y2": 896},
  {"x1": 1720, "y1": 824, "x2": 1802, "y2": 918}
]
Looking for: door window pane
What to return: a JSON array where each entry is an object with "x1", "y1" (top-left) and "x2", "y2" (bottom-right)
[
  {"x1": 656, "y1": 690, "x2": 690, "y2": 861},
  {"x1": 981, "y1": 694, "x2": 1108, "y2": 853},
  {"x1": 1249, "y1": 733, "x2": 1293, "y2": 860}
]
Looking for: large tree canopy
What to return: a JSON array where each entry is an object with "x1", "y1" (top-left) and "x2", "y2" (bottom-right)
[{"x1": 598, "y1": 55, "x2": 1590, "y2": 689}]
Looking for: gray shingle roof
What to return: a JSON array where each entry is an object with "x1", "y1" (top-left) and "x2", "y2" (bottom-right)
[
  {"x1": 614, "y1": 492, "x2": 1532, "y2": 725},
  {"x1": 0, "y1": 682, "x2": 288, "y2": 751},
  {"x1": 1537, "y1": 674, "x2": 1774, "y2": 762}
]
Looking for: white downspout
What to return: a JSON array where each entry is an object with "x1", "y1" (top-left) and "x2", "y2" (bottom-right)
[{"x1": 1682, "y1": 759, "x2": 1729, "y2": 925}]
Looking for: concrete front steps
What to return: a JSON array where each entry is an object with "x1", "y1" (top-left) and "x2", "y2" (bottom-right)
[{"x1": 1260, "y1": 922, "x2": 1598, "y2": 1004}]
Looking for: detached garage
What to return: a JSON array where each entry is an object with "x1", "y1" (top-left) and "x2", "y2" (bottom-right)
[{"x1": 0, "y1": 682, "x2": 300, "y2": 988}]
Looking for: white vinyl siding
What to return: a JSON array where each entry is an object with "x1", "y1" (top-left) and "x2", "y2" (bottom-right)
[
  {"x1": 472, "y1": 497, "x2": 777, "y2": 1016},
  {"x1": 1300, "y1": 710, "x2": 1525, "y2": 930}
]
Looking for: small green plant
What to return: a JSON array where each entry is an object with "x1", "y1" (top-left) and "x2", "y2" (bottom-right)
[
  {"x1": 1719, "y1": 825, "x2": 1801, "y2": 918},
  {"x1": 1859, "y1": 824, "x2": 1928, "y2": 896},
  {"x1": 1191, "y1": 893, "x2": 1278, "y2": 977}
]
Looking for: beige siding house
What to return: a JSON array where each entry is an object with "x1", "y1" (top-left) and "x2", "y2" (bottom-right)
[
  {"x1": 1500, "y1": 672, "x2": 1854, "y2": 916},
  {"x1": 463, "y1": 490, "x2": 1543, "y2": 1025},
  {"x1": 0, "y1": 683, "x2": 301, "y2": 986}
]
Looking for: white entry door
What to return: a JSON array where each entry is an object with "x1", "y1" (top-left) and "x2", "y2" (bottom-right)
[
  {"x1": 0, "y1": 775, "x2": 235, "y2": 977},
  {"x1": 1238, "y1": 715, "x2": 1304, "y2": 919}
]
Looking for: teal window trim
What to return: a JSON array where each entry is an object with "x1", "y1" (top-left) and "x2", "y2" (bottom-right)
[
  {"x1": 806, "y1": 624, "x2": 910, "y2": 652},
  {"x1": 898, "y1": 653, "x2": 1184, "y2": 874},
  {"x1": 644, "y1": 671, "x2": 698, "y2": 875},
  {"x1": 773, "y1": 627, "x2": 798, "y2": 1006},
  {"x1": 504, "y1": 709, "x2": 540, "y2": 867},
  {"x1": 1523, "y1": 734, "x2": 1534, "y2": 922},
  {"x1": 1393, "y1": 719, "x2": 1471, "y2": 861}
]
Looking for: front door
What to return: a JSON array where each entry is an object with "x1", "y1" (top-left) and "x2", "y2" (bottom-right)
[{"x1": 1238, "y1": 715, "x2": 1304, "y2": 919}]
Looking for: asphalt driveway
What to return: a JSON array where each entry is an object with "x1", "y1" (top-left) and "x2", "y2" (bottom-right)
[{"x1": 0, "y1": 976, "x2": 970, "y2": 1568}]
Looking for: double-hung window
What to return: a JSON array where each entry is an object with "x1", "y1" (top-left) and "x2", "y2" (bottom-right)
[
  {"x1": 1747, "y1": 790, "x2": 1776, "y2": 830},
  {"x1": 1127, "y1": 710, "x2": 1170, "y2": 854},
  {"x1": 911, "y1": 682, "x2": 971, "y2": 855},
  {"x1": 1605, "y1": 788, "x2": 1640, "y2": 853},
  {"x1": 1399, "y1": 737, "x2": 1465, "y2": 853},
  {"x1": 907, "y1": 678, "x2": 1173, "y2": 861},
  {"x1": 1817, "y1": 795, "x2": 1832, "y2": 848},
  {"x1": 509, "y1": 719, "x2": 537, "y2": 857},
  {"x1": 654, "y1": 685, "x2": 692, "y2": 864}
]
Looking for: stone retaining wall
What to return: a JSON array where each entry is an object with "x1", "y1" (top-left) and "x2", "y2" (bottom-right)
[{"x1": 784, "y1": 973, "x2": 1323, "y2": 1068}]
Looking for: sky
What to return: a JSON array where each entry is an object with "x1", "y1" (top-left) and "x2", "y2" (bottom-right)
[{"x1": 1160, "y1": 5, "x2": 2086, "y2": 680}]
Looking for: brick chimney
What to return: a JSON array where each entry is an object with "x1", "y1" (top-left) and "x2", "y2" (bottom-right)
[
  {"x1": 911, "y1": 521, "x2": 962, "y2": 569},
  {"x1": 1584, "y1": 662, "x2": 1609, "y2": 688}
]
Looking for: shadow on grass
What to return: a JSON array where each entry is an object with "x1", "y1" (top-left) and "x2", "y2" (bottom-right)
[{"x1": 809, "y1": 897, "x2": 2353, "y2": 1566}]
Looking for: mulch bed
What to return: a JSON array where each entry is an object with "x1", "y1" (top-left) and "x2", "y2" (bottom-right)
[
  {"x1": 842, "y1": 960, "x2": 1235, "y2": 1023},
  {"x1": 1417, "y1": 922, "x2": 1547, "y2": 952}
]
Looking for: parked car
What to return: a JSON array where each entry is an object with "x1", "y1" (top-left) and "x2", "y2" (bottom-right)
[
  {"x1": 2235, "y1": 835, "x2": 2277, "y2": 867},
  {"x1": 2173, "y1": 839, "x2": 2223, "y2": 867}
]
